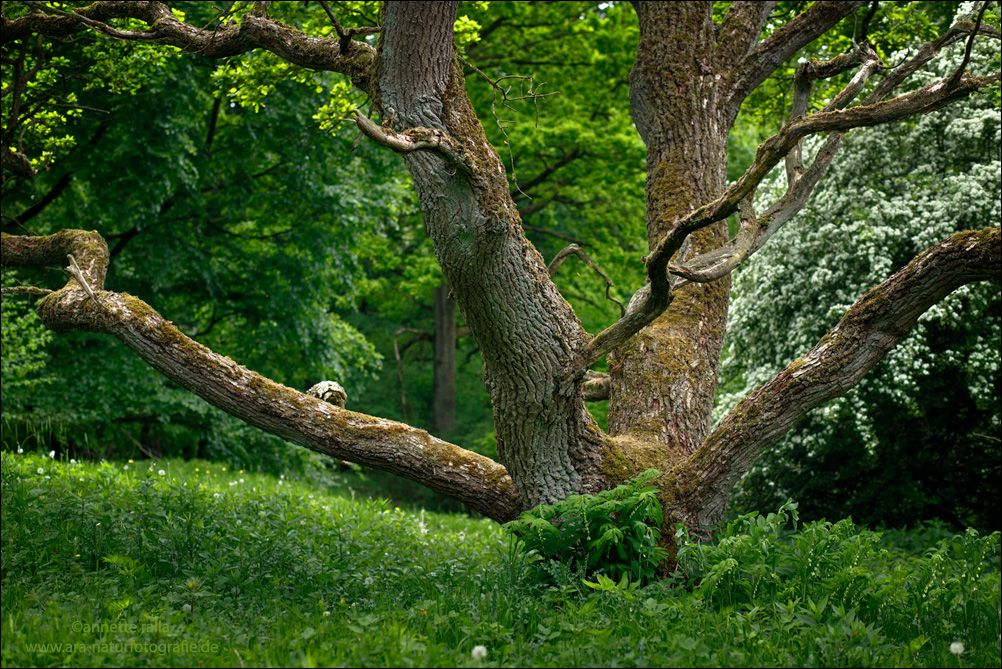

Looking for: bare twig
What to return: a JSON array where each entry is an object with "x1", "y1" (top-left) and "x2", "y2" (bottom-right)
[
  {"x1": 63, "y1": 253, "x2": 107, "y2": 310},
  {"x1": 318, "y1": 0, "x2": 380, "y2": 54},
  {"x1": 459, "y1": 54, "x2": 559, "y2": 197},
  {"x1": 948, "y1": 1, "x2": 988, "y2": 89},
  {"x1": 673, "y1": 44, "x2": 882, "y2": 286},
  {"x1": 548, "y1": 244, "x2": 625, "y2": 316},
  {"x1": 1, "y1": 284, "x2": 53, "y2": 295}
]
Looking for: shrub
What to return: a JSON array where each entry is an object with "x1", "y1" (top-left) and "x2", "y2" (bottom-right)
[{"x1": 503, "y1": 469, "x2": 669, "y2": 583}]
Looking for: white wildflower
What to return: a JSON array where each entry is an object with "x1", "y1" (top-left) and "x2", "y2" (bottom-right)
[
  {"x1": 471, "y1": 645, "x2": 488, "y2": 661},
  {"x1": 158, "y1": 469, "x2": 166, "y2": 476},
  {"x1": 950, "y1": 642, "x2": 964, "y2": 655}
]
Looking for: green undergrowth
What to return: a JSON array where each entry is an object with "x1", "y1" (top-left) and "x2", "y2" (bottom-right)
[{"x1": 2, "y1": 450, "x2": 1000, "y2": 668}]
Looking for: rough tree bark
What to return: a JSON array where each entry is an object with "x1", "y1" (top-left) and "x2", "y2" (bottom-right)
[{"x1": 2, "y1": 1, "x2": 999, "y2": 540}]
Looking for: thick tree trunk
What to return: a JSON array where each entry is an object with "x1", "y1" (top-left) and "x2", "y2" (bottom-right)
[
  {"x1": 608, "y1": 4, "x2": 731, "y2": 472},
  {"x1": 4, "y1": 0, "x2": 999, "y2": 547},
  {"x1": 376, "y1": 2, "x2": 610, "y2": 507}
]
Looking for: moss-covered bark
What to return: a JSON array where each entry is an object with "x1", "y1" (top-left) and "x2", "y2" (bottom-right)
[{"x1": 608, "y1": 4, "x2": 731, "y2": 463}]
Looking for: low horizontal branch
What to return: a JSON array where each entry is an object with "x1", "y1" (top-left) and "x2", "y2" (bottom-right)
[{"x1": 1, "y1": 230, "x2": 521, "y2": 521}]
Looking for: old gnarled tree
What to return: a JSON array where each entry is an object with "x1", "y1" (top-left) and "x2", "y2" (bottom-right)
[{"x1": 2, "y1": 1, "x2": 1000, "y2": 539}]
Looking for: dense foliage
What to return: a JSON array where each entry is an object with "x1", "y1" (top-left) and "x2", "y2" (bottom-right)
[
  {"x1": 503, "y1": 469, "x2": 669, "y2": 583},
  {"x1": 1, "y1": 3, "x2": 410, "y2": 469},
  {"x1": 3, "y1": 451, "x2": 999, "y2": 667}
]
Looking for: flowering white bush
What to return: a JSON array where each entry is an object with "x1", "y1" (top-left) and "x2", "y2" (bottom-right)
[{"x1": 718, "y1": 35, "x2": 1000, "y2": 524}]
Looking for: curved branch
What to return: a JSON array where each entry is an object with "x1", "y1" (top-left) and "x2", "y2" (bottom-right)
[
  {"x1": 1, "y1": 230, "x2": 520, "y2": 522},
  {"x1": 353, "y1": 111, "x2": 470, "y2": 173},
  {"x1": 683, "y1": 227, "x2": 1001, "y2": 526},
  {"x1": 588, "y1": 52, "x2": 994, "y2": 367},
  {"x1": 649, "y1": 69, "x2": 998, "y2": 285},
  {"x1": 547, "y1": 243, "x2": 625, "y2": 316},
  {"x1": 867, "y1": 20, "x2": 1001, "y2": 103},
  {"x1": 724, "y1": 1, "x2": 867, "y2": 119},
  {"x1": 671, "y1": 46, "x2": 884, "y2": 285}
]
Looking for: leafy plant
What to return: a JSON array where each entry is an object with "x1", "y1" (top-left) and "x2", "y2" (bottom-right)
[
  {"x1": 3, "y1": 452, "x2": 999, "y2": 668},
  {"x1": 503, "y1": 469, "x2": 669, "y2": 583}
]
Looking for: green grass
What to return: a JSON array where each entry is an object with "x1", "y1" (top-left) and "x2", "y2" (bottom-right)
[{"x1": 2, "y1": 449, "x2": 1000, "y2": 668}]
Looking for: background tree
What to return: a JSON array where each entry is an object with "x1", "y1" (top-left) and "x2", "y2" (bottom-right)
[{"x1": 2, "y1": 1, "x2": 999, "y2": 540}]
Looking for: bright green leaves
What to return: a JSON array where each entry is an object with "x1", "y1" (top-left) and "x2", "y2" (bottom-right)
[
  {"x1": 313, "y1": 80, "x2": 358, "y2": 136},
  {"x1": 460, "y1": 0, "x2": 646, "y2": 334},
  {"x1": 0, "y1": 2, "x2": 187, "y2": 173},
  {"x1": 503, "y1": 469, "x2": 669, "y2": 584},
  {"x1": 0, "y1": 4, "x2": 414, "y2": 466},
  {"x1": 454, "y1": 10, "x2": 485, "y2": 51},
  {"x1": 79, "y1": 27, "x2": 179, "y2": 95},
  {"x1": 207, "y1": 2, "x2": 372, "y2": 118},
  {"x1": 0, "y1": 272, "x2": 53, "y2": 395},
  {"x1": 212, "y1": 53, "x2": 328, "y2": 114}
]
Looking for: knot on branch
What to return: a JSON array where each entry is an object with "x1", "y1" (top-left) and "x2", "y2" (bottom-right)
[{"x1": 307, "y1": 381, "x2": 347, "y2": 408}]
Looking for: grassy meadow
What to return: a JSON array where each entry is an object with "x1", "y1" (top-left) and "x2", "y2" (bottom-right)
[{"x1": 2, "y1": 449, "x2": 999, "y2": 668}]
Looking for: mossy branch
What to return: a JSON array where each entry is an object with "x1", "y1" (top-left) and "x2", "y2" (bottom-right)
[
  {"x1": 353, "y1": 111, "x2": 471, "y2": 174},
  {"x1": 1, "y1": 229, "x2": 521, "y2": 521},
  {"x1": 4, "y1": 1, "x2": 379, "y2": 93}
]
